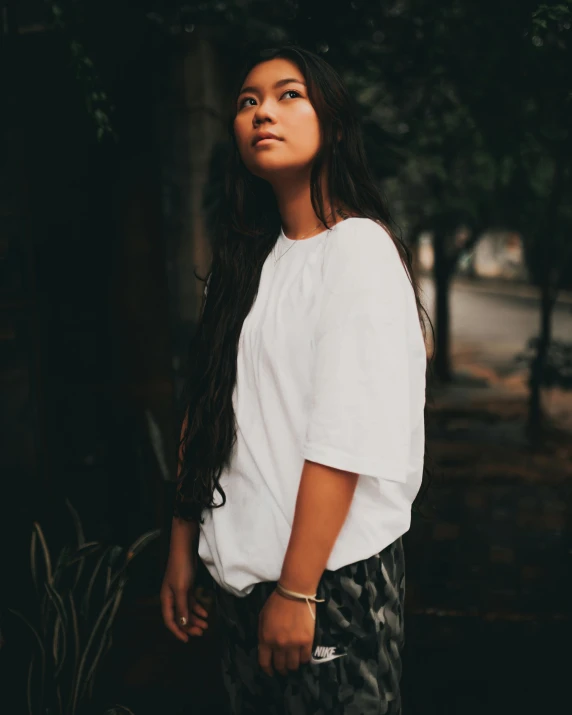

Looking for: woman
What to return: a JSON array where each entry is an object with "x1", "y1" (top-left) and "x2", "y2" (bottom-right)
[{"x1": 160, "y1": 45, "x2": 432, "y2": 715}]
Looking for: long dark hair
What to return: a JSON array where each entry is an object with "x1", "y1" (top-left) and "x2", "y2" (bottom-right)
[{"x1": 174, "y1": 45, "x2": 435, "y2": 524}]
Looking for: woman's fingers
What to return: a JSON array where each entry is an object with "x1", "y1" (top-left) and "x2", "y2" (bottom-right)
[
  {"x1": 188, "y1": 607, "x2": 209, "y2": 631},
  {"x1": 272, "y1": 649, "x2": 288, "y2": 677},
  {"x1": 258, "y1": 643, "x2": 274, "y2": 677},
  {"x1": 160, "y1": 584, "x2": 211, "y2": 642},
  {"x1": 160, "y1": 586, "x2": 189, "y2": 643},
  {"x1": 299, "y1": 643, "x2": 312, "y2": 664},
  {"x1": 285, "y1": 647, "x2": 301, "y2": 672},
  {"x1": 189, "y1": 596, "x2": 209, "y2": 630},
  {"x1": 189, "y1": 613, "x2": 209, "y2": 630},
  {"x1": 190, "y1": 596, "x2": 209, "y2": 620},
  {"x1": 174, "y1": 586, "x2": 193, "y2": 638}
]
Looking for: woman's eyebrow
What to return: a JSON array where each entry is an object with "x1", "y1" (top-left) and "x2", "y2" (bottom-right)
[{"x1": 238, "y1": 78, "x2": 306, "y2": 97}]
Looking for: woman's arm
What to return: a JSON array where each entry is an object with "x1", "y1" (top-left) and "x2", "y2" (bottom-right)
[
  {"x1": 279, "y1": 459, "x2": 359, "y2": 594},
  {"x1": 171, "y1": 412, "x2": 199, "y2": 554}
]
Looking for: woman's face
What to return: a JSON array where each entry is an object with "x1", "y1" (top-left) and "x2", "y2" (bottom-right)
[{"x1": 233, "y1": 58, "x2": 322, "y2": 181}]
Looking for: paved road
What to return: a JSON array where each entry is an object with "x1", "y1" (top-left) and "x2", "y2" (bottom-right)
[{"x1": 420, "y1": 276, "x2": 572, "y2": 375}]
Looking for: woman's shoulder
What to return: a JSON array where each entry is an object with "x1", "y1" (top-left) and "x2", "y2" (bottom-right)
[
  {"x1": 330, "y1": 216, "x2": 399, "y2": 260},
  {"x1": 322, "y1": 215, "x2": 415, "y2": 294}
]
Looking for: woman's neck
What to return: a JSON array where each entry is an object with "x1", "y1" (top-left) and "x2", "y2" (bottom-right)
[{"x1": 271, "y1": 174, "x2": 344, "y2": 240}]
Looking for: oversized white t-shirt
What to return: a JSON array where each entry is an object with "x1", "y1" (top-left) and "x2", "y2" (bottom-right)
[{"x1": 197, "y1": 217, "x2": 427, "y2": 597}]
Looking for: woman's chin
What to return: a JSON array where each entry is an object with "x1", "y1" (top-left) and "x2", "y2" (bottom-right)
[{"x1": 247, "y1": 158, "x2": 309, "y2": 180}]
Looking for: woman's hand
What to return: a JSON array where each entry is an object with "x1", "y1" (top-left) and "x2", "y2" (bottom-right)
[
  {"x1": 160, "y1": 547, "x2": 210, "y2": 643},
  {"x1": 257, "y1": 590, "x2": 316, "y2": 677}
]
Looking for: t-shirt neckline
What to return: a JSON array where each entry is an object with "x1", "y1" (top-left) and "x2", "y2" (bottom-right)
[{"x1": 278, "y1": 218, "x2": 351, "y2": 246}]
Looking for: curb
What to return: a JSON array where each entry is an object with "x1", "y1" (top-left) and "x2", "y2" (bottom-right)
[
  {"x1": 453, "y1": 277, "x2": 572, "y2": 305},
  {"x1": 420, "y1": 275, "x2": 572, "y2": 305}
]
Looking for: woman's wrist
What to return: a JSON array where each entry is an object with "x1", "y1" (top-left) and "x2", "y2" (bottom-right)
[
  {"x1": 276, "y1": 582, "x2": 323, "y2": 602},
  {"x1": 170, "y1": 516, "x2": 199, "y2": 553}
]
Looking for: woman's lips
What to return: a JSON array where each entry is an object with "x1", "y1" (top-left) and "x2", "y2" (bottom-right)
[{"x1": 253, "y1": 137, "x2": 281, "y2": 146}]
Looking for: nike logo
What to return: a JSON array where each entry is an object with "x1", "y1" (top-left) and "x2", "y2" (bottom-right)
[{"x1": 310, "y1": 645, "x2": 347, "y2": 664}]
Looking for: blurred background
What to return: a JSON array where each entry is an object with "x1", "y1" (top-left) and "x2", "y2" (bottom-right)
[{"x1": 0, "y1": 1, "x2": 571, "y2": 714}]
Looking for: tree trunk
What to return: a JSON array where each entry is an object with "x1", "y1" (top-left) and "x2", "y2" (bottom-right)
[
  {"x1": 526, "y1": 280, "x2": 554, "y2": 440},
  {"x1": 407, "y1": 221, "x2": 424, "y2": 278},
  {"x1": 433, "y1": 230, "x2": 454, "y2": 382},
  {"x1": 526, "y1": 158, "x2": 565, "y2": 442},
  {"x1": 158, "y1": 27, "x2": 229, "y2": 405}
]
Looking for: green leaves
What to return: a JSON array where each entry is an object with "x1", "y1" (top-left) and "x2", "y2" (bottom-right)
[
  {"x1": 516, "y1": 338, "x2": 572, "y2": 389},
  {"x1": 8, "y1": 500, "x2": 161, "y2": 715},
  {"x1": 46, "y1": 1, "x2": 117, "y2": 143},
  {"x1": 532, "y1": 1, "x2": 572, "y2": 31}
]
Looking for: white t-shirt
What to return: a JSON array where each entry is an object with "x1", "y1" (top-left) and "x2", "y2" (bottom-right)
[{"x1": 198, "y1": 217, "x2": 427, "y2": 597}]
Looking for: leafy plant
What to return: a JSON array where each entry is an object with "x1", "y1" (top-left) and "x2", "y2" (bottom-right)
[
  {"x1": 9, "y1": 499, "x2": 160, "y2": 715},
  {"x1": 515, "y1": 337, "x2": 572, "y2": 390},
  {"x1": 46, "y1": 1, "x2": 117, "y2": 142}
]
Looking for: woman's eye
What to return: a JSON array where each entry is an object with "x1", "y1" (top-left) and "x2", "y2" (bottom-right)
[{"x1": 238, "y1": 90, "x2": 301, "y2": 110}]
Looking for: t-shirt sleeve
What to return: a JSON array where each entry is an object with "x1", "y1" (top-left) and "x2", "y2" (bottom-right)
[{"x1": 302, "y1": 220, "x2": 414, "y2": 483}]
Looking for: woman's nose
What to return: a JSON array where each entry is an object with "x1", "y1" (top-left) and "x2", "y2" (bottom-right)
[{"x1": 253, "y1": 99, "x2": 276, "y2": 125}]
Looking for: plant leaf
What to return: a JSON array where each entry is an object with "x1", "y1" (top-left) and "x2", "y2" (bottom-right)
[
  {"x1": 81, "y1": 545, "x2": 111, "y2": 622},
  {"x1": 105, "y1": 546, "x2": 124, "y2": 598},
  {"x1": 108, "y1": 529, "x2": 160, "y2": 592},
  {"x1": 70, "y1": 587, "x2": 121, "y2": 715},
  {"x1": 56, "y1": 684, "x2": 63, "y2": 715},
  {"x1": 44, "y1": 582, "x2": 68, "y2": 678},
  {"x1": 66, "y1": 542, "x2": 102, "y2": 567},
  {"x1": 126, "y1": 529, "x2": 161, "y2": 561},
  {"x1": 82, "y1": 577, "x2": 127, "y2": 700},
  {"x1": 45, "y1": 581, "x2": 69, "y2": 628},
  {"x1": 8, "y1": 608, "x2": 46, "y2": 659},
  {"x1": 53, "y1": 544, "x2": 72, "y2": 589},
  {"x1": 26, "y1": 650, "x2": 34, "y2": 715},
  {"x1": 53, "y1": 614, "x2": 61, "y2": 672},
  {"x1": 65, "y1": 498, "x2": 87, "y2": 590},
  {"x1": 52, "y1": 614, "x2": 68, "y2": 680},
  {"x1": 66, "y1": 590, "x2": 81, "y2": 715},
  {"x1": 33, "y1": 521, "x2": 53, "y2": 585},
  {"x1": 30, "y1": 530, "x2": 38, "y2": 597},
  {"x1": 145, "y1": 408, "x2": 171, "y2": 481},
  {"x1": 9, "y1": 608, "x2": 46, "y2": 714}
]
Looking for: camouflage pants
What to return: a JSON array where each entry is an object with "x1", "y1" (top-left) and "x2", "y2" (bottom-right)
[{"x1": 210, "y1": 537, "x2": 405, "y2": 715}]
